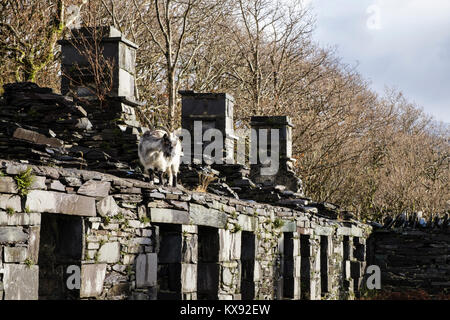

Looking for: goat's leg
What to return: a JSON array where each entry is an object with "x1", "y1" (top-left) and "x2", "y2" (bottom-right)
[
  {"x1": 172, "y1": 173, "x2": 177, "y2": 187},
  {"x1": 148, "y1": 169, "x2": 154, "y2": 184},
  {"x1": 167, "y1": 167, "x2": 173, "y2": 187},
  {"x1": 171, "y1": 164, "x2": 178, "y2": 187},
  {"x1": 158, "y1": 171, "x2": 165, "y2": 186}
]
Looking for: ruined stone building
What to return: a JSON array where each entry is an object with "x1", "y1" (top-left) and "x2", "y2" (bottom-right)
[{"x1": 0, "y1": 27, "x2": 448, "y2": 300}]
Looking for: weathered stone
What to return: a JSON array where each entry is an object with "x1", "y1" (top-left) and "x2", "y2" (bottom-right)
[
  {"x1": 218, "y1": 229, "x2": 241, "y2": 262},
  {"x1": 112, "y1": 264, "x2": 127, "y2": 273},
  {"x1": 31, "y1": 176, "x2": 46, "y2": 190},
  {"x1": 238, "y1": 215, "x2": 256, "y2": 232},
  {"x1": 3, "y1": 264, "x2": 39, "y2": 300},
  {"x1": 27, "y1": 226, "x2": 40, "y2": 264},
  {"x1": 190, "y1": 204, "x2": 227, "y2": 228},
  {"x1": 148, "y1": 192, "x2": 165, "y2": 199},
  {"x1": 0, "y1": 194, "x2": 22, "y2": 213},
  {"x1": 344, "y1": 260, "x2": 351, "y2": 280},
  {"x1": 49, "y1": 180, "x2": 66, "y2": 191},
  {"x1": 281, "y1": 221, "x2": 297, "y2": 233},
  {"x1": 32, "y1": 166, "x2": 60, "y2": 180},
  {"x1": 182, "y1": 234, "x2": 198, "y2": 264},
  {"x1": 123, "y1": 254, "x2": 135, "y2": 265},
  {"x1": 336, "y1": 227, "x2": 352, "y2": 236},
  {"x1": 78, "y1": 180, "x2": 111, "y2": 198},
  {"x1": 63, "y1": 176, "x2": 82, "y2": 186},
  {"x1": 104, "y1": 271, "x2": 128, "y2": 285},
  {"x1": 87, "y1": 242, "x2": 100, "y2": 250},
  {"x1": 0, "y1": 212, "x2": 41, "y2": 226},
  {"x1": 26, "y1": 190, "x2": 96, "y2": 216},
  {"x1": 129, "y1": 237, "x2": 152, "y2": 246},
  {"x1": 222, "y1": 267, "x2": 233, "y2": 286},
  {"x1": 96, "y1": 196, "x2": 120, "y2": 217},
  {"x1": 75, "y1": 117, "x2": 93, "y2": 130},
  {"x1": 170, "y1": 200, "x2": 189, "y2": 211},
  {"x1": 98, "y1": 242, "x2": 121, "y2": 263},
  {"x1": 142, "y1": 229, "x2": 152, "y2": 237},
  {"x1": 108, "y1": 283, "x2": 130, "y2": 297},
  {"x1": 136, "y1": 253, "x2": 157, "y2": 288},
  {"x1": 4, "y1": 247, "x2": 28, "y2": 263},
  {"x1": 80, "y1": 264, "x2": 107, "y2": 298},
  {"x1": 150, "y1": 208, "x2": 189, "y2": 224},
  {"x1": 12, "y1": 127, "x2": 63, "y2": 148},
  {"x1": 182, "y1": 263, "x2": 197, "y2": 292},
  {"x1": 6, "y1": 164, "x2": 30, "y2": 175},
  {"x1": 0, "y1": 227, "x2": 28, "y2": 244},
  {"x1": 0, "y1": 177, "x2": 18, "y2": 193},
  {"x1": 182, "y1": 225, "x2": 197, "y2": 234},
  {"x1": 128, "y1": 220, "x2": 142, "y2": 228},
  {"x1": 137, "y1": 205, "x2": 147, "y2": 220},
  {"x1": 314, "y1": 226, "x2": 333, "y2": 236},
  {"x1": 351, "y1": 226, "x2": 363, "y2": 237}
]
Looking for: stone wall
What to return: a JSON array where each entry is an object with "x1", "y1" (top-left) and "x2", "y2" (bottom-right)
[
  {"x1": 0, "y1": 159, "x2": 371, "y2": 300},
  {"x1": 368, "y1": 229, "x2": 450, "y2": 295}
]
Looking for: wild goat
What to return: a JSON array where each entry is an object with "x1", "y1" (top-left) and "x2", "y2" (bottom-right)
[{"x1": 138, "y1": 127, "x2": 182, "y2": 187}]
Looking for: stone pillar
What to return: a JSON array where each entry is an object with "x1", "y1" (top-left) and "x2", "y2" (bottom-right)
[
  {"x1": 59, "y1": 26, "x2": 139, "y2": 103},
  {"x1": 180, "y1": 91, "x2": 238, "y2": 165},
  {"x1": 309, "y1": 236, "x2": 322, "y2": 300},
  {"x1": 218, "y1": 229, "x2": 241, "y2": 300},
  {"x1": 250, "y1": 116, "x2": 302, "y2": 192},
  {"x1": 181, "y1": 225, "x2": 198, "y2": 299}
]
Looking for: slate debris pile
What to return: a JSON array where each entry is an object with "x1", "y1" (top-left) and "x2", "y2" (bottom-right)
[
  {"x1": 0, "y1": 159, "x2": 371, "y2": 300},
  {"x1": 0, "y1": 82, "x2": 144, "y2": 176}
]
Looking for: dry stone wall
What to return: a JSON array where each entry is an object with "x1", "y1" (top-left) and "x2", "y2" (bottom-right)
[
  {"x1": 0, "y1": 159, "x2": 371, "y2": 300},
  {"x1": 368, "y1": 229, "x2": 450, "y2": 296}
]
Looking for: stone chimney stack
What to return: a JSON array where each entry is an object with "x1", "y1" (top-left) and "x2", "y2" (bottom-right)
[
  {"x1": 58, "y1": 26, "x2": 139, "y2": 104},
  {"x1": 180, "y1": 91, "x2": 238, "y2": 165},
  {"x1": 250, "y1": 116, "x2": 302, "y2": 192}
]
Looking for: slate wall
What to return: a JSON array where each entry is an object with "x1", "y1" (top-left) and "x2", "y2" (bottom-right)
[
  {"x1": 368, "y1": 229, "x2": 450, "y2": 295},
  {"x1": 0, "y1": 160, "x2": 371, "y2": 300}
]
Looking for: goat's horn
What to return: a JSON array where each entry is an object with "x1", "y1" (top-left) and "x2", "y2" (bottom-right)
[{"x1": 155, "y1": 125, "x2": 170, "y2": 133}]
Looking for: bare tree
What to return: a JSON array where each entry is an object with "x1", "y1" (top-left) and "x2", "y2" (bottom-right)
[
  {"x1": 128, "y1": 0, "x2": 222, "y2": 129},
  {"x1": 63, "y1": 27, "x2": 115, "y2": 108},
  {"x1": 0, "y1": 0, "x2": 86, "y2": 82}
]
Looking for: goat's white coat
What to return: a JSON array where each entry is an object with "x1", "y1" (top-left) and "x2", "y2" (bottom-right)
[{"x1": 138, "y1": 129, "x2": 182, "y2": 186}]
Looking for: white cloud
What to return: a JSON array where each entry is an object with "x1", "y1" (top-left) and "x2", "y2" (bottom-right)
[{"x1": 311, "y1": 0, "x2": 450, "y2": 123}]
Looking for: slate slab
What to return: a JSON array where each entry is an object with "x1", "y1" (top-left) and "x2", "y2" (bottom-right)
[
  {"x1": 80, "y1": 264, "x2": 107, "y2": 298},
  {"x1": 25, "y1": 190, "x2": 96, "y2": 216},
  {"x1": 3, "y1": 264, "x2": 39, "y2": 300}
]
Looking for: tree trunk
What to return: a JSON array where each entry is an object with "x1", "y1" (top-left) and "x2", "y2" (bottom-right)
[{"x1": 168, "y1": 68, "x2": 176, "y2": 130}]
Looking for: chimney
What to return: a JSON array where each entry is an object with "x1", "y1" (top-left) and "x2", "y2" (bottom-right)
[
  {"x1": 250, "y1": 116, "x2": 302, "y2": 192},
  {"x1": 58, "y1": 26, "x2": 142, "y2": 128},
  {"x1": 58, "y1": 26, "x2": 139, "y2": 104},
  {"x1": 179, "y1": 91, "x2": 238, "y2": 165}
]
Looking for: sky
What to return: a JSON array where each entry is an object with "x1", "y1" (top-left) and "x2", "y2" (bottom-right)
[{"x1": 304, "y1": 0, "x2": 450, "y2": 123}]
